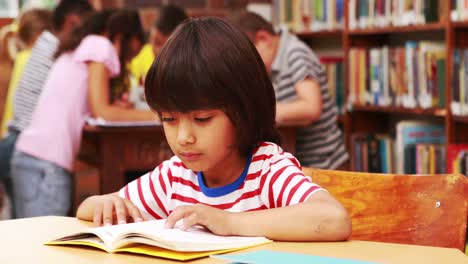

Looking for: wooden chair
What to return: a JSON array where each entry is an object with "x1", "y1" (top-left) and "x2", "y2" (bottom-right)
[{"x1": 302, "y1": 167, "x2": 468, "y2": 251}]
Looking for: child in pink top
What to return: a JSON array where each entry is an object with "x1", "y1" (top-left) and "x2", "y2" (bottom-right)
[{"x1": 11, "y1": 10, "x2": 157, "y2": 218}]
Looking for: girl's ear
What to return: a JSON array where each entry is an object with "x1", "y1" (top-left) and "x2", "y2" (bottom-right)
[{"x1": 254, "y1": 30, "x2": 272, "y2": 45}]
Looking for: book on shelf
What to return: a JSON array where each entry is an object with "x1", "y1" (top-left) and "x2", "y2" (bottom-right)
[
  {"x1": 321, "y1": 56, "x2": 345, "y2": 114},
  {"x1": 395, "y1": 121, "x2": 445, "y2": 174},
  {"x1": 273, "y1": 0, "x2": 344, "y2": 32},
  {"x1": 351, "y1": 133, "x2": 394, "y2": 173},
  {"x1": 451, "y1": 49, "x2": 468, "y2": 116},
  {"x1": 451, "y1": 0, "x2": 468, "y2": 22},
  {"x1": 447, "y1": 144, "x2": 468, "y2": 174},
  {"x1": 348, "y1": 41, "x2": 446, "y2": 109},
  {"x1": 349, "y1": 0, "x2": 441, "y2": 30},
  {"x1": 46, "y1": 219, "x2": 271, "y2": 261}
]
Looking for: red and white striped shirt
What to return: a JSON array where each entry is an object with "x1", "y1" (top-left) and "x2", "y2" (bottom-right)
[{"x1": 119, "y1": 142, "x2": 324, "y2": 220}]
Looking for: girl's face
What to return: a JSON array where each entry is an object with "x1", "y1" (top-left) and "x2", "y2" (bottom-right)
[{"x1": 161, "y1": 109, "x2": 245, "y2": 186}]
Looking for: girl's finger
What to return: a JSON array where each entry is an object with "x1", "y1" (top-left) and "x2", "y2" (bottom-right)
[
  {"x1": 113, "y1": 197, "x2": 127, "y2": 225},
  {"x1": 165, "y1": 206, "x2": 190, "y2": 228},
  {"x1": 125, "y1": 199, "x2": 144, "y2": 223},
  {"x1": 93, "y1": 203, "x2": 103, "y2": 226},
  {"x1": 102, "y1": 198, "x2": 114, "y2": 226}
]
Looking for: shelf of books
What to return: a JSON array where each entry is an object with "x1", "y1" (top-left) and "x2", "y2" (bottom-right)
[{"x1": 272, "y1": 0, "x2": 468, "y2": 175}]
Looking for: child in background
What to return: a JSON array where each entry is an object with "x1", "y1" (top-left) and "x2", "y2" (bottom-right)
[
  {"x1": 77, "y1": 17, "x2": 351, "y2": 242},
  {"x1": 0, "y1": 8, "x2": 52, "y2": 219},
  {"x1": 1, "y1": 8, "x2": 52, "y2": 138},
  {"x1": 129, "y1": 4, "x2": 188, "y2": 84},
  {"x1": 11, "y1": 10, "x2": 157, "y2": 218},
  {"x1": 232, "y1": 12, "x2": 349, "y2": 170},
  {"x1": 0, "y1": 0, "x2": 92, "y2": 218}
]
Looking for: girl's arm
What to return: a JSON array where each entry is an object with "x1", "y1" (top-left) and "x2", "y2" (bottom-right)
[
  {"x1": 166, "y1": 190, "x2": 351, "y2": 241},
  {"x1": 275, "y1": 78, "x2": 323, "y2": 127},
  {"x1": 230, "y1": 191, "x2": 351, "y2": 241},
  {"x1": 87, "y1": 62, "x2": 158, "y2": 122}
]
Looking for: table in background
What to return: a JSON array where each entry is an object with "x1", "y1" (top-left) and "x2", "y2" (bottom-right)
[
  {"x1": 1, "y1": 216, "x2": 466, "y2": 264},
  {"x1": 78, "y1": 125, "x2": 296, "y2": 194}
]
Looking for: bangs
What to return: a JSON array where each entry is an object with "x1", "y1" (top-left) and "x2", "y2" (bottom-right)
[
  {"x1": 144, "y1": 17, "x2": 280, "y2": 154},
  {"x1": 145, "y1": 19, "x2": 240, "y2": 113}
]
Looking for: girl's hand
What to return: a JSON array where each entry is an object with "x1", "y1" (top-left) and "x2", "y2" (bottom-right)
[
  {"x1": 92, "y1": 194, "x2": 145, "y2": 226},
  {"x1": 165, "y1": 204, "x2": 235, "y2": 236}
]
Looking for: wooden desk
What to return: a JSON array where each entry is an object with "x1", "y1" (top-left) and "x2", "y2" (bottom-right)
[
  {"x1": 1, "y1": 216, "x2": 466, "y2": 264},
  {"x1": 79, "y1": 125, "x2": 296, "y2": 194}
]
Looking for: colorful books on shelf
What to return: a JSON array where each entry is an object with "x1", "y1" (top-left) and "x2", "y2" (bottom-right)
[
  {"x1": 46, "y1": 219, "x2": 271, "y2": 261},
  {"x1": 351, "y1": 133, "x2": 394, "y2": 173},
  {"x1": 321, "y1": 56, "x2": 345, "y2": 114},
  {"x1": 272, "y1": 0, "x2": 344, "y2": 32},
  {"x1": 348, "y1": 0, "x2": 441, "y2": 30},
  {"x1": 447, "y1": 144, "x2": 468, "y2": 175},
  {"x1": 348, "y1": 41, "x2": 446, "y2": 109},
  {"x1": 395, "y1": 121, "x2": 446, "y2": 174}
]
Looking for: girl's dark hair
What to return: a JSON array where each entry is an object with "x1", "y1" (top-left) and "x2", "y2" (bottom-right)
[
  {"x1": 54, "y1": 9, "x2": 116, "y2": 58},
  {"x1": 52, "y1": 0, "x2": 93, "y2": 32},
  {"x1": 145, "y1": 17, "x2": 280, "y2": 155},
  {"x1": 55, "y1": 9, "x2": 144, "y2": 72}
]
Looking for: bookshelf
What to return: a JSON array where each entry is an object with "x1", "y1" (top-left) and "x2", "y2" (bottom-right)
[{"x1": 273, "y1": 0, "x2": 468, "y2": 173}]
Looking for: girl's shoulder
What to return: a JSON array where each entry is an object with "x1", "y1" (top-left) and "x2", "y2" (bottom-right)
[
  {"x1": 252, "y1": 142, "x2": 301, "y2": 169},
  {"x1": 79, "y1": 35, "x2": 113, "y2": 50},
  {"x1": 74, "y1": 35, "x2": 120, "y2": 76}
]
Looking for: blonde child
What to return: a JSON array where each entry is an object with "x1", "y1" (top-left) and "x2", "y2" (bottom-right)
[
  {"x1": 1, "y1": 9, "x2": 52, "y2": 137},
  {"x1": 77, "y1": 17, "x2": 351, "y2": 241}
]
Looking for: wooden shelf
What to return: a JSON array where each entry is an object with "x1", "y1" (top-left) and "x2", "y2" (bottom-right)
[
  {"x1": 452, "y1": 115, "x2": 468, "y2": 123},
  {"x1": 350, "y1": 105, "x2": 447, "y2": 117},
  {"x1": 347, "y1": 23, "x2": 445, "y2": 36},
  {"x1": 452, "y1": 21, "x2": 468, "y2": 29},
  {"x1": 296, "y1": 30, "x2": 343, "y2": 38}
]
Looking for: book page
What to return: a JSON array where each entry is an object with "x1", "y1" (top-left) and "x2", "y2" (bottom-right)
[{"x1": 113, "y1": 220, "x2": 271, "y2": 252}]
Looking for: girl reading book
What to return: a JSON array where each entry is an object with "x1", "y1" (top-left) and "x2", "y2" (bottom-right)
[{"x1": 77, "y1": 17, "x2": 351, "y2": 241}]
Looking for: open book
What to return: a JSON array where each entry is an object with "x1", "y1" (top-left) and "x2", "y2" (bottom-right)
[{"x1": 46, "y1": 219, "x2": 271, "y2": 261}]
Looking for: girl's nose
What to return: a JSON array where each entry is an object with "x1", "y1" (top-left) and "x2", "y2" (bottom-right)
[{"x1": 177, "y1": 121, "x2": 195, "y2": 145}]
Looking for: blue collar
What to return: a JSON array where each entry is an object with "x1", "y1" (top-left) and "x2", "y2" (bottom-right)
[{"x1": 197, "y1": 152, "x2": 253, "y2": 197}]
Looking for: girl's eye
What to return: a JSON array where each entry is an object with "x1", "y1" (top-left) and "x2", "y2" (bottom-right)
[
  {"x1": 161, "y1": 117, "x2": 175, "y2": 122},
  {"x1": 194, "y1": 117, "x2": 212, "y2": 122}
]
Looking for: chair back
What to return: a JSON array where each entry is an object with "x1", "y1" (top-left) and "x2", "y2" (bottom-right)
[{"x1": 302, "y1": 167, "x2": 468, "y2": 251}]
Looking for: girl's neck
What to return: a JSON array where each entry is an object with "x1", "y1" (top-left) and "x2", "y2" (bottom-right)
[{"x1": 202, "y1": 152, "x2": 247, "y2": 188}]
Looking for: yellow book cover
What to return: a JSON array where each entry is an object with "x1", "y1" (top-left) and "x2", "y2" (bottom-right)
[{"x1": 45, "y1": 219, "x2": 272, "y2": 261}]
